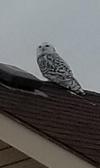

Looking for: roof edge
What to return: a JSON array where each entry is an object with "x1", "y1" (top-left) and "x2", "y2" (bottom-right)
[{"x1": 0, "y1": 113, "x2": 95, "y2": 168}]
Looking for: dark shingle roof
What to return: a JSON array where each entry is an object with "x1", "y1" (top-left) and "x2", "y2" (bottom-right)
[
  {"x1": 0, "y1": 63, "x2": 42, "y2": 91},
  {"x1": 0, "y1": 64, "x2": 100, "y2": 167}
]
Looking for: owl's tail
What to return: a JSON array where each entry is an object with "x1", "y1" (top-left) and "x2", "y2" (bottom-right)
[
  {"x1": 60, "y1": 78, "x2": 97, "y2": 106},
  {"x1": 59, "y1": 77, "x2": 85, "y2": 96}
]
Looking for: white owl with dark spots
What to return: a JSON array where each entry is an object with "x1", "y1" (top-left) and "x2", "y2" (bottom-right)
[{"x1": 36, "y1": 42, "x2": 85, "y2": 95}]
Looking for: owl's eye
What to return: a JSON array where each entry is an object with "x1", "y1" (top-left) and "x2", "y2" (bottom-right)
[
  {"x1": 45, "y1": 45, "x2": 49, "y2": 47},
  {"x1": 39, "y1": 45, "x2": 42, "y2": 48}
]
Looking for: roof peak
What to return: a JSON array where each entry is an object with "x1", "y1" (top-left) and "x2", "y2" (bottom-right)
[
  {"x1": 0, "y1": 63, "x2": 42, "y2": 91},
  {"x1": 0, "y1": 63, "x2": 99, "y2": 97}
]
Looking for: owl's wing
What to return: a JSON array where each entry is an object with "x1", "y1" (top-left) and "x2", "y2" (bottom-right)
[
  {"x1": 45, "y1": 53, "x2": 74, "y2": 78},
  {"x1": 44, "y1": 53, "x2": 83, "y2": 91}
]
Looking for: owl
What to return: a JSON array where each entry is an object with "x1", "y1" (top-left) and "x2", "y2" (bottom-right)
[{"x1": 36, "y1": 42, "x2": 85, "y2": 95}]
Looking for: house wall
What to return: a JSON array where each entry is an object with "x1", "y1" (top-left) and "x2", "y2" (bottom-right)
[
  {"x1": 0, "y1": 113, "x2": 95, "y2": 168},
  {"x1": 0, "y1": 140, "x2": 47, "y2": 168}
]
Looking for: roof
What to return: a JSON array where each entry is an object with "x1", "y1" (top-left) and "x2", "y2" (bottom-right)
[
  {"x1": 0, "y1": 63, "x2": 42, "y2": 91},
  {"x1": 0, "y1": 63, "x2": 100, "y2": 167}
]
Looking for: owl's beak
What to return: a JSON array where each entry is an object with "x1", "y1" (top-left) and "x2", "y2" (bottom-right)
[{"x1": 42, "y1": 48, "x2": 45, "y2": 52}]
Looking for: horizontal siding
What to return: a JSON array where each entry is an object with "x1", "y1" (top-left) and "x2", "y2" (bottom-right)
[
  {"x1": 0, "y1": 140, "x2": 10, "y2": 150},
  {"x1": 0, "y1": 140, "x2": 47, "y2": 168},
  {"x1": 0, "y1": 147, "x2": 28, "y2": 167},
  {"x1": 3, "y1": 158, "x2": 46, "y2": 168}
]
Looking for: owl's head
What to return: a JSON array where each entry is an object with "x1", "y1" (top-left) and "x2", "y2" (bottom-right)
[{"x1": 36, "y1": 42, "x2": 56, "y2": 58}]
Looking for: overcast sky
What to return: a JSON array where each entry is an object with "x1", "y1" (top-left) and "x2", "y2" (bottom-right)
[{"x1": 0, "y1": 0, "x2": 100, "y2": 92}]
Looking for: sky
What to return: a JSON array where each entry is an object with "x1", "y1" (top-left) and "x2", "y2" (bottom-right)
[{"x1": 0, "y1": 0, "x2": 100, "y2": 92}]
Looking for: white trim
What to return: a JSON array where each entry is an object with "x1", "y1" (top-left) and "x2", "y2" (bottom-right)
[{"x1": 0, "y1": 114, "x2": 95, "y2": 168}]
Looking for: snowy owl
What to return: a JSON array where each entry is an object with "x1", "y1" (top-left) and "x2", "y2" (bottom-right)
[{"x1": 36, "y1": 42, "x2": 85, "y2": 95}]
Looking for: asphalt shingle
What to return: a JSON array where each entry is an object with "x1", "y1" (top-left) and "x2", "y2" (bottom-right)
[{"x1": 0, "y1": 64, "x2": 100, "y2": 167}]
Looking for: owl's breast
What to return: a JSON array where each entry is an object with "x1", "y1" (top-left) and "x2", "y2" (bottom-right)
[{"x1": 37, "y1": 55, "x2": 47, "y2": 72}]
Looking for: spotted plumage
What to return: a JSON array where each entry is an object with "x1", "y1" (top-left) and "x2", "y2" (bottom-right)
[{"x1": 37, "y1": 42, "x2": 85, "y2": 95}]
